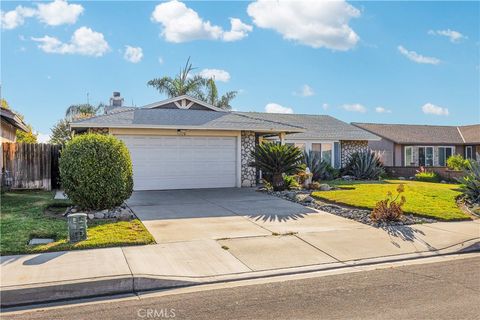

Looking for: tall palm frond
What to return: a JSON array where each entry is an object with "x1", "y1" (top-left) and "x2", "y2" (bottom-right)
[
  {"x1": 147, "y1": 57, "x2": 206, "y2": 98},
  {"x1": 65, "y1": 103, "x2": 100, "y2": 121}
]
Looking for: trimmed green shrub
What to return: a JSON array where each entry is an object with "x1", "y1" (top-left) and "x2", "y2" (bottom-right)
[
  {"x1": 343, "y1": 150, "x2": 384, "y2": 180},
  {"x1": 447, "y1": 155, "x2": 470, "y2": 171},
  {"x1": 60, "y1": 134, "x2": 133, "y2": 210},
  {"x1": 415, "y1": 171, "x2": 440, "y2": 183},
  {"x1": 457, "y1": 161, "x2": 480, "y2": 204},
  {"x1": 249, "y1": 142, "x2": 304, "y2": 191},
  {"x1": 283, "y1": 175, "x2": 301, "y2": 190}
]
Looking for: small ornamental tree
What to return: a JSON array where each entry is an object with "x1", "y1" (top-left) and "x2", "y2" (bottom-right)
[
  {"x1": 249, "y1": 142, "x2": 304, "y2": 191},
  {"x1": 60, "y1": 134, "x2": 133, "y2": 210}
]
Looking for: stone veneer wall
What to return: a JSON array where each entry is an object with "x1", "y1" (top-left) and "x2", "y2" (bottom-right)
[
  {"x1": 241, "y1": 131, "x2": 256, "y2": 187},
  {"x1": 340, "y1": 140, "x2": 368, "y2": 167},
  {"x1": 88, "y1": 128, "x2": 109, "y2": 134}
]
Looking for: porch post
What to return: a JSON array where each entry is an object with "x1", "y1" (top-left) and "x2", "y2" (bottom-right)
[{"x1": 279, "y1": 132, "x2": 286, "y2": 145}]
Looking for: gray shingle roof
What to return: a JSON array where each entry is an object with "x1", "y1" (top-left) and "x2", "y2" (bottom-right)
[
  {"x1": 239, "y1": 113, "x2": 380, "y2": 141},
  {"x1": 352, "y1": 122, "x2": 475, "y2": 144},
  {"x1": 71, "y1": 107, "x2": 381, "y2": 141},
  {"x1": 459, "y1": 125, "x2": 480, "y2": 144},
  {"x1": 71, "y1": 108, "x2": 304, "y2": 133}
]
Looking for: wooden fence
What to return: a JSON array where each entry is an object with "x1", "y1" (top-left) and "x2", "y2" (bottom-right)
[{"x1": 1, "y1": 143, "x2": 61, "y2": 190}]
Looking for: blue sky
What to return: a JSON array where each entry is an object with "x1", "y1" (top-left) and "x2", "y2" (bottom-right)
[{"x1": 1, "y1": 0, "x2": 479, "y2": 141}]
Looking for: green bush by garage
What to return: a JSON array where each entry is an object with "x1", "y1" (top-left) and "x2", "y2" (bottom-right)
[{"x1": 60, "y1": 133, "x2": 133, "y2": 210}]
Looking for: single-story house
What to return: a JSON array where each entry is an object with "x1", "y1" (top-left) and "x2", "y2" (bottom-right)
[
  {"x1": 71, "y1": 95, "x2": 379, "y2": 191},
  {"x1": 1, "y1": 106, "x2": 28, "y2": 143},
  {"x1": 352, "y1": 122, "x2": 480, "y2": 167}
]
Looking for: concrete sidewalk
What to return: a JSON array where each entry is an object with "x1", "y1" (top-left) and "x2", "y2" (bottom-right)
[{"x1": 1, "y1": 214, "x2": 479, "y2": 307}]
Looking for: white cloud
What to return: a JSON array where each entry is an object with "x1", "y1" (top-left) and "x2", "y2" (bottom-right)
[
  {"x1": 265, "y1": 103, "x2": 294, "y2": 114},
  {"x1": 124, "y1": 45, "x2": 143, "y2": 63},
  {"x1": 1, "y1": 1, "x2": 83, "y2": 30},
  {"x1": 32, "y1": 27, "x2": 109, "y2": 57},
  {"x1": 222, "y1": 18, "x2": 253, "y2": 42},
  {"x1": 199, "y1": 69, "x2": 231, "y2": 82},
  {"x1": 428, "y1": 29, "x2": 467, "y2": 43},
  {"x1": 37, "y1": 132, "x2": 50, "y2": 143},
  {"x1": 36, "y1": 0, "x2": 83, "y2": 26},
  {"x1": 375, "y1": 107, "x2": 391, "y2": 113},
  {"x1": 247, "y1": 0, "x2": 360, "y2": 50},
  {"x1": 1, "y1": 6, "x2": 35, "y2": 30},
  {"x1": 341, "y1": 103, "x2": 367, "y2": 113},
  {"x1": 322, "y1": 103, "x2": 329, "y2": 110},
  {"x1": 295, "y1": 84, "x2": 315, "y2": 97},
  {"x1": 398, "y1": 45, "x2": 440, "y2": 65},
  {"x1": 158, "y1": 57, "x2": 164, "y2": 64},
  {"x1": 151, "y1": 0, "x2": 251, "y2": 42},
  {"x1": 421, "y1": 103, "x2": 449, "y2": 116}
]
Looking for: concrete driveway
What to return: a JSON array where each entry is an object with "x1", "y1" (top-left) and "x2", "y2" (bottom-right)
[
  {"x1": 127, "y1": 188, "x2": 322, "y2": 243},
  {"x1": 126, "y1": 188, "x2": 479, "y2": 273}
]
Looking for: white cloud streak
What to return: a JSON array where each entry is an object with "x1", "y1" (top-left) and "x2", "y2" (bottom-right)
[
  {"x1": 421, "y1": 103, "x2": 449, "y2": 116},
  {"x1": 32, "y1": 27, "x2": 109, "y2": 57},
  {"x1": 198, "y1": 69, "x2": 231, "y2": 82},
  {"x1": 124, "y1": 45, "x2": 143, "y2": 63},
  {"x1": 341, "y1": 103, "x2": 367, "y2": 113},
  {"x1": 398, "y1": 45, "x2": 440, "y2": 65},
  {"x1": 375, "y1": 107, "x2": 391, "y2": 113},
  {"x1": 265, "y1": 103, "x2": 294, "y2": 114},
  {"x1": 428, "y1": 29, "x2": 467, "y2": 43},
  {"x1": 151, "y1": 0, "x2": 252, "y2": 42},
  {"x1": 1, "y1": 0, "x2": 83, "y2": 30},
  {"x1": 247, "y1": 0, "x2": 360, "y2": 50}
]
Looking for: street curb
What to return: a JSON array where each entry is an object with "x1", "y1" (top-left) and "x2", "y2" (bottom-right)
[{"x1": 1, "y1": 238, "x2": 479, "y2": 308}]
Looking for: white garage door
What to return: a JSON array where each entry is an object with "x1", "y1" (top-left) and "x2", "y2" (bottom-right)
[{"x1": 117, "y1": 135, "x2": 238, "y2": 190}]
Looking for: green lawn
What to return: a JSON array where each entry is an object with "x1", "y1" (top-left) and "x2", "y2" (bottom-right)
[
  {"x1": 312, "y1": 180, "x2": 471, "y2": 221},
  {"x1": 0, "y1": 191, "x2": 155, "y2": 255}
]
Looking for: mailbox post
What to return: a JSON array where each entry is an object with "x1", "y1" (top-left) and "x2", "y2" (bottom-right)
[{"x1": 68, "y1": 213, "x2": 87, "y2": 242}]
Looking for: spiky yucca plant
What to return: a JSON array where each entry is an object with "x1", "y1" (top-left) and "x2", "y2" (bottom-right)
[
  {"x1": 249, "y1": 142, "x2": 304, "y2": 191},
  {"x1": 457, "y1": 160, "x2": 480, "y2": 204},
  {"x1": 344, "y1": 150, "x2": 385, "y2": 180},
  {"x1": 303, "y1": 150, "x2": 337, "y2": 181}
]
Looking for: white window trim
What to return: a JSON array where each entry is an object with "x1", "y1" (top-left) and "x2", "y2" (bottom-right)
[
  {"x1": 466, "y1": 146, "x2": 473, "y2": 159},
  {"x1": 404, "y1": 146, "x2": 413, "y2": 166},
  {"x1": 437, "y1": 146, "x2": 455, "y2": 166},
  {"x1": 417, "y1": 146, "x2": 435, "y2": 167},
  {"x1": 285, "y1": 140, "x2": 337, "y2": 167}
]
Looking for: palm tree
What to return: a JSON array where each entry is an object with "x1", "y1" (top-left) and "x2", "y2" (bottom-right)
[
  {"x1": 249, "y1": 142, "x2": 304, "y2": 191},
  {"x1": 147, "y1": 57, "x2": 205, "y2": 98},
  {"x1": 198, "y1": 78, "x2": 237, "y2": 110},
  {"x1": 65, "y1": 103, "x2": 102, "y2": 121}
]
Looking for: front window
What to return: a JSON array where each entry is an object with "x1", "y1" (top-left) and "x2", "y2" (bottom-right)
[
  {"x1": 466, "y1": 146, "x2": 473, "y2": 159},
  {"x1": 438, "y1": 147, "x2": 454, "y2": 166},
  {"x1": 405, "y1": 147, "x2": 413, "y2": 166},
  {"x1": 418, "y1": 147, "x2": 434, "y2": 167},
  {"x1": 311, "y1": 143, "x2": 333, "y2": 164}
]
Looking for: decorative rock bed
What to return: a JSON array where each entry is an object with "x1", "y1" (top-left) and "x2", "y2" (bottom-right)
[
  {"x1": 261, "y1": 188, "x2": 436, "y2": 226},
  {"x1": 64, "y1": 203, "x2": 136, "y2": 221}
]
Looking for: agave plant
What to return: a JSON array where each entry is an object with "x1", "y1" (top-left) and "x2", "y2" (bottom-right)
[
  {"x1": 344, "y1": 150, "x2": 385, "y2": 180},
  {"x1": 457, "y1": 160, "x2": 480, "y2": 204},
  {"x1": 303, "y1": 151, "x2": 337, "y2": 181},
  {"x1": 249, "y1": 142, "x2": 304, "y2": 191}
]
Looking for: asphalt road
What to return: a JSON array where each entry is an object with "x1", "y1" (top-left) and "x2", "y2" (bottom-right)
[{"x1": 3, "y1": 256, "x2": 480, "y2": 320}]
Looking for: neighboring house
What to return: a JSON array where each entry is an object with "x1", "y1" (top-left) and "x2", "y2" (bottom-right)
[
  {"x1": 1, "y1": 107, "x2": 28, "y2": 143},
  {"x1": 71, "y1": 95, "x2": 379, "y2": 191},
  {"x1": 352, "y1": 123, "x2": 480, "y2": 167}
]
